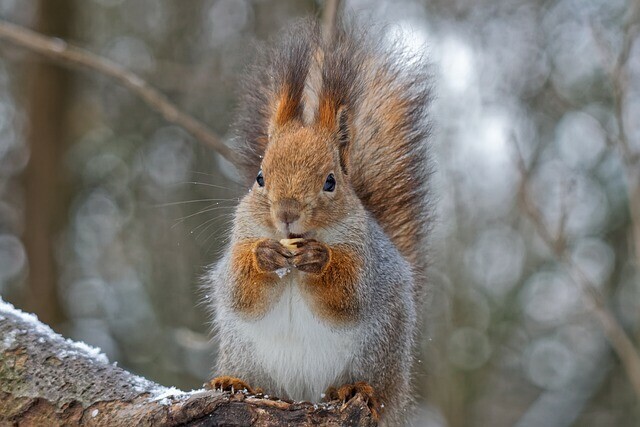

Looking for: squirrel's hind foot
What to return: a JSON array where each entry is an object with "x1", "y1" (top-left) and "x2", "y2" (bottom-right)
[
  {"x1": 205, "y1": 376, "x2": 262, "y2": 395},
  {"x1": 324, "y1": 381, "x2": 382, "y2": 420}
]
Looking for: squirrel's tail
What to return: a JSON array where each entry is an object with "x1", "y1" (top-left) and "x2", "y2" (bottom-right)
[{"x1": 232, "y1": 19, "x2": 432, "y2": 300}]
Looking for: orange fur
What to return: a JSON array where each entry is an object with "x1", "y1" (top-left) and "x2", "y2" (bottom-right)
[
  {"x1": 258, "y1": 124, "x2": 352, "y2": 235},
  {"x1": 230, "y1": 239, "x2": 282, "y2": 317},
  {"x1": 273, "y1": 86, "x2": 301, "y2": 128},
  {"x1": 300, "y1": 243, "x2": 362, "y2": 324},
  {"x1": 317, "y1": 97, "x2": 337, "y2": 130},
  {"x1": 207, "y1": 376, "x2": 260, "y2": 394}
]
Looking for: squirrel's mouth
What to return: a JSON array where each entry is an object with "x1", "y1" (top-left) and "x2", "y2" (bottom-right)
[{"x1": 287, "y1": 230, "x2": 316, "y2": 240}]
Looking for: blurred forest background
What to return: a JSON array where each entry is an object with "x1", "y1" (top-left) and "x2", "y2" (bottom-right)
[{"x1": 0, "y1": 0, "x2": 639, "y2": 426}]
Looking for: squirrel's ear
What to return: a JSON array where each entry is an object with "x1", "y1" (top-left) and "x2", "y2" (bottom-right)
[{"x1": 336, "y1": 106, "x2": 351, "y2": 175}]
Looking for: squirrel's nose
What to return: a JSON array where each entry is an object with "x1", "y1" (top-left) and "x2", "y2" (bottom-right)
[{"x1": 275, "y1": 198, "x2": 301, "y2": 226}]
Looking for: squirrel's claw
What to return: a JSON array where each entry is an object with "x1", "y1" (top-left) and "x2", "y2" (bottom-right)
[
  {"x1": 205, "y1": 376, "x2": 259, "y2": 394},
  {"x1": 324, "y1": 381, "x2": 382, "y2": 420}
]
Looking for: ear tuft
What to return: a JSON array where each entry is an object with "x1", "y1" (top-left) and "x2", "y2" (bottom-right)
[
  {"x1": 269, "y1": 88, "x2": 301, "y2": 136},
  {"x1": 267, "y1": 34, "x2": 313, "y2": 135},
  {"x1": 337, "y1": 106, "x2": 350, "y2": 174},
  {"x1": 337, "y1": 107, "x2": 349, "y2": 145}
]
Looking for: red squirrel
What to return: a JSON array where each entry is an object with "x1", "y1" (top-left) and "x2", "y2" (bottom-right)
[{"x1": 206, "y1": 19, "x2": 431, "y2": 425}]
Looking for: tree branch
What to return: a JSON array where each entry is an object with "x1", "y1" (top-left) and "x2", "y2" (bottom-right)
[
  {"x1": 0, "y1": 19, "x2": 240, "y2": 166},
  {"x1": 591, "y1": 1, "x2": 640, "y2": 268},
  {"x1": 511, "y1": 142, "x2": 640, "y2": 400},
  {"x1": 610, "y1": 1, "x2": 640, "y2": 271},
  {"x1": 322, "y1": 0, "x2": 341, "y2": 44},
  {"x1": 0, "y1": 298, "x2": 376, "y2": 426}
]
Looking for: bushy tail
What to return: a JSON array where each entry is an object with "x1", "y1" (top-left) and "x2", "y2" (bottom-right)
[{"x1": 231, "y1": 19, "x2": 432, "y2": 299}]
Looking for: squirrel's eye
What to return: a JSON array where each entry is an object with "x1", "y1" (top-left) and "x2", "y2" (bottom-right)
[
  {"x1": 256, "y1": 169, "x2": 265, "y2": 187},
  {"x1": 323, "y1": 173, "x2": 336, "y2": 192}
]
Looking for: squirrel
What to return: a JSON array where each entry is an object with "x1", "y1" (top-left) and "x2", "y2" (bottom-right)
[{"x1": 206, "y1": 18, "x2": 431, "y2": 426}]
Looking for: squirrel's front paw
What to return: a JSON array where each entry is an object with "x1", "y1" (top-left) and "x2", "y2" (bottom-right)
[
  {"x1": 291, "y1": 239, "x2": 330, "y2": 274},
  {"x1": 253, "y1": 239, "x2": 291, "y2": 272},
  {"x1": 205, "y1": 376, "x2": 261, "y2": 394},
  {"x1": 325, "y1": 381, "x2": 382, "y2": 420}
]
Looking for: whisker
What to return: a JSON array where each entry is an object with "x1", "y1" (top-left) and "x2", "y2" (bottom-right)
[
  {"x1": 189, "y1": 170, "x2": 222, "y2": 179},
  {"x1": 171, "y1": 205, "x2": 237, "y2": 228},
  {"x1": 155, "y1": 198, "x2": 238, "y2": 207},
  {"x1": 178, "y1": 181, "x2": 242, "y2": 191},
  {"x1": 198, "y1": 216, "x2": 233, "y2": 243},
  {"x1": 193, "y1": 213, "x2": 234, "y2": 239},
  {"x1": 204, "y1": 220, "x2": 235, "y2": 254},
  {"x1": 195, "y1": 219, "x2": 221, "y2": 240},
  {"x1": 189, "y1": 171, "x2": 243, "y2": 189}
]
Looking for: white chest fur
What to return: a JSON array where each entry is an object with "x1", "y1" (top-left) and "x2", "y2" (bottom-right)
[{"x1": 236, "y1": 275, "x2": 357, "y2": 401}]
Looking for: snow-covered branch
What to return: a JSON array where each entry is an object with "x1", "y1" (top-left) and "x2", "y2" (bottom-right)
[{"x1": 0, "y1": 298, "x2": 375, "y2": 426}]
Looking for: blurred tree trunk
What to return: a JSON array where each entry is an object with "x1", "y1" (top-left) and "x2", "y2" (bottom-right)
[{"x1": 23, "y1": 0, "x2": 74, "y2": 327}]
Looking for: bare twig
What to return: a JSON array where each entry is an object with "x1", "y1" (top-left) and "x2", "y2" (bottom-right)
[
  {"x1": 612, "y1": 2, "x2": 640, "y2": 270},
  {"x1": 512, "y1": 142, "x2": 640, "y2": 400},
  {"x1": 322, "y1": 0, "x2": 341, "y2": 44},
  {"x1": 592, "y1": 1, "x2": 640, "y2": 268},
  {"x1": 0, "y1": 19, "x2": 240, "y2": 166}
]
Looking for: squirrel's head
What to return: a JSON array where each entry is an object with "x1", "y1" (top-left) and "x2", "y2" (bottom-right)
[{"x1": 251, "y1": 105, "x2": 356, "y2": 239}]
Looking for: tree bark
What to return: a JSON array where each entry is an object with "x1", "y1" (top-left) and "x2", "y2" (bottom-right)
[{"x1": 0, "y1": 300, "x2": 376, "y2": 426}]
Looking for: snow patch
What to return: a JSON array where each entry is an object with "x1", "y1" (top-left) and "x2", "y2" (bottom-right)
[
  {"x1": 128, "y1": 373, "x2": 158, "y2": 393},
  {"x1": 145, "y1": 386, "x2": 214, "y2": 405},
  {"x1": 0, "y1": 297, "x2": 109, "y2": 363},
  {"x1": 65, "y1": 339, "x2": 109, "y2": 364},
  {"x1": 0, "y1": 297, "x2": 46, "y2": 328},
  {"x1": 149, "y1": 386, "x2": 189, "y2": 402},
  {"x1": 157, "y1": 397, "x2": 171, "y2": 406}
]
